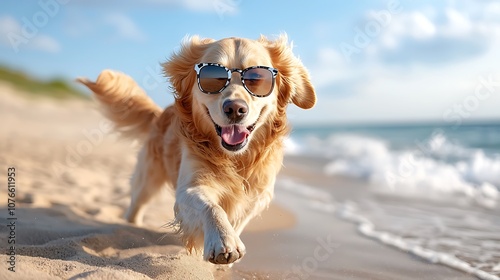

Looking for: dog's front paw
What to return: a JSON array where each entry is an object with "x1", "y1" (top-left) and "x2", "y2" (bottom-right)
[{"x1": 204, "y1": 230, "x2": 246, "y2": 265}]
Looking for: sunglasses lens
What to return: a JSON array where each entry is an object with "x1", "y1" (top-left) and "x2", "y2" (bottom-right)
[
  {"x1": 199, "y1": 65, "x2": 228, "y2": 93},
  {"x1": 243, "y1": 68, "x2": 274, "y2": 96}
]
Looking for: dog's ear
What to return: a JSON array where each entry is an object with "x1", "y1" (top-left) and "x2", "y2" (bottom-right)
[
  {"x1": 163, "y1": 36, "x2": 215, "y2": 97},
  {"x1": 260, "y1": 34, "x2": 316, "y2": 109}
]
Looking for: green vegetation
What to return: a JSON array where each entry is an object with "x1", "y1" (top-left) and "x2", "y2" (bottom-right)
[{"x1": 0, "y1": 65, "x2": 89, "y2": 100}]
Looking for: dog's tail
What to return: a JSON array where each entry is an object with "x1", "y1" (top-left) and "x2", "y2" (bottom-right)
[{"x1": 77, "y1": 70, "x2": 162, "y2": 139}]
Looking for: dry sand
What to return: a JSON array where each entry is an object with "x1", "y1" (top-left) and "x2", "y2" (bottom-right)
[{"x1": 0, "y1": 83, "x2": 476, "y2": 279}]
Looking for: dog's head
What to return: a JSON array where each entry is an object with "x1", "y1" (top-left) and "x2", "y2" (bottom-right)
[{"x1": 164, "y1": 35, "x2": 316, "y2": 154}]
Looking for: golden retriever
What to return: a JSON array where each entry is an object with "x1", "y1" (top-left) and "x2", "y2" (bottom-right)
[{"x1": 78, "y1": 34, "x2": 316, "y2": 265}]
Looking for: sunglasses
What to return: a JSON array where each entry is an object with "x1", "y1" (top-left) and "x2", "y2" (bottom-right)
[{"x1": 194, "y1": 63, "x2": 278, "y2": 97}]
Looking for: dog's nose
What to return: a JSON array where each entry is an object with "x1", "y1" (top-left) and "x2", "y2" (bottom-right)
[{"x1": 223, "y1": 99, "x2": 248, "y2": 122}]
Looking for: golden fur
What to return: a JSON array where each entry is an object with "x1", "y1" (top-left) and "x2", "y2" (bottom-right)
[{"x1": 78, "y1": 34, "x2": 316, "y2": 265}]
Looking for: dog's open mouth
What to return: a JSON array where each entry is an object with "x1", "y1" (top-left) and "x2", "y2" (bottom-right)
[
  {"x1": 214, "y1": 122, "x2": 256, "y2": 152},
  {"x1": 205, "y1": 108, "x2": 259, "y2": 152}
]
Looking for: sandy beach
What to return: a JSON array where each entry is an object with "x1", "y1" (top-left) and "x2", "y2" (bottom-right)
[{"x1": 0, "y1": 84, "x2": 477, "y2": 279}]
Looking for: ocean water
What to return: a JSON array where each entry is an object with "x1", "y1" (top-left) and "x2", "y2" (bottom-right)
[{"x1": 285, "y1": 122, "x2": 500, "y2": 279}]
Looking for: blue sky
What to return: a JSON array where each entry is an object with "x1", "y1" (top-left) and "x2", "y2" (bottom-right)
[{"x1": 1, "y1": 0, "x2": 500, "y2": 124}]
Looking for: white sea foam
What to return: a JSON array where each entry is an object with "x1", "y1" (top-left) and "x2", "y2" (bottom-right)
[
  {"x1": 282, "y1": 128, "x2": 500, "y2": 278},
  {"x1": 283, "y1": 136, "x2": 303, "y2": 155},
  {"x1": 277, "y1": 177, "x2": 500, "y2": 280},
  {"x1": 336, "y1": 201, "x2": 500, "y2": 280},
  {"x1": 287, "y1": 133, "x2": 500, "y2": 206}
]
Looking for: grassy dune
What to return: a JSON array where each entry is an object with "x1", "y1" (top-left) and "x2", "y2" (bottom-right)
[{"x1": 0, "y1": 65, "x2": 89, "y2": 100}]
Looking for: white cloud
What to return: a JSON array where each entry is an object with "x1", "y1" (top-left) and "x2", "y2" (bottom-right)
[
  {"x1": 443, "y1": 8, "x2": 472, "y2": 36},
  {"x1": 105, "y1": 13, "x2": 146, "y2": 42},
  {"x1": 310, "y1": 47, "x2": 348, "y2": 89},
  {"x1": 370, "y1": 6, "x2": 499, "y2": 65},
  {"x1": 408, "y1": 12, "x2": 436, "y2": 39},
  {"x1": 302, "y1": 3, "x2": 500, "y2": 124},
  {"x1": 484, "y1": 2, "x2": 500, "y2": 20},
  {"x1": 0, "y1": 16, "x2": 19, "y2": 36},
  {"x1": 0, "y1": 15, "x2": 61, "y2": 53},
  {"x1": 32, "y1": 35, "x2": 61, "y2": 53},
  {"x1": 379, "y1": 12, "x2": 436, "y2": 50},
  {"x1": 294, "y1": 53, "x2": 500, "y2": 124},
  {"x1": 63, "y1": 12, "x2": 146, "y2": 42}
]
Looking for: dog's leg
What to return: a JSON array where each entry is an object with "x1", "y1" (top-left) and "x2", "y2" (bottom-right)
[
  {"x1": 175, "y1": 187, "x2": 246, "y2": 265},
  {"x1": 125, "y1": 146, "x2": 166, "y2": 226},
  {"x1": 175, "y1": 155, "x2": 246, "y2": 264}
]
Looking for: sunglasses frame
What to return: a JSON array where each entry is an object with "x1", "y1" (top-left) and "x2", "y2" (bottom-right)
[{"x1": 194, "y1": 63, "x2": 278, "y2": 97}]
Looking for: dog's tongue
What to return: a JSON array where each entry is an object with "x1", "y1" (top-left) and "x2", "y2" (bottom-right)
[{"x1": 221, "y1": 125, "x2": 249, "y2": 145}]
